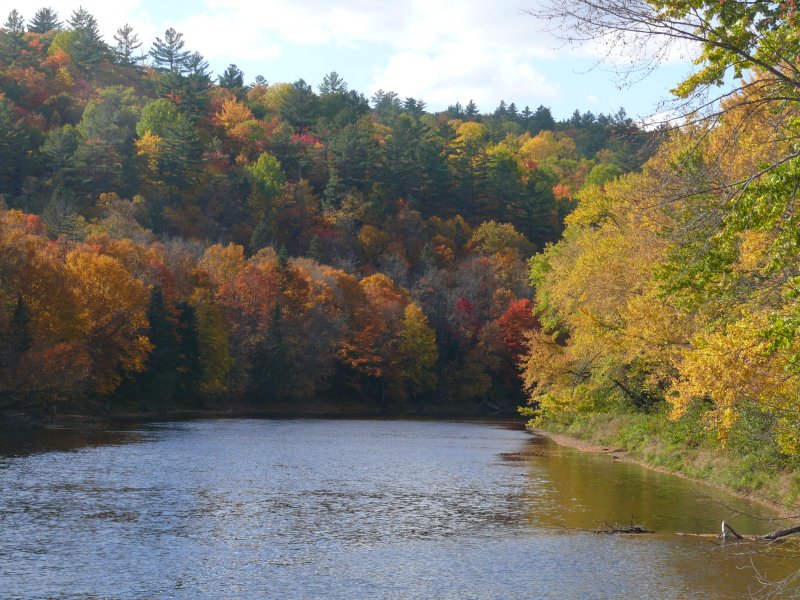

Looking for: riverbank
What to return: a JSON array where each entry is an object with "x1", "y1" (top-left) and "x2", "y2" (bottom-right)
[{"x1": 531, "y1": 412, "x2": 800, "y2": 520}]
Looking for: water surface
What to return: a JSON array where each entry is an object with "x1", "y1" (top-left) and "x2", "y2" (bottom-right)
[{"x1": 0, "y1": 419, "x2": 795, "y2": 598}]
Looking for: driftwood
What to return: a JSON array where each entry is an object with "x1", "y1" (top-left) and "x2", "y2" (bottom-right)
[
  {"x1": 761, "y1": 524, "x2": 800, "y2": 541},
  {"x1": 559, "y1": 519, "x2": 800, "y2": 541},
  {"x1": 722, "y1": 520, "x2": 742, "y2": 541},
  {"x1": 594, "y1": 522, "x2": 654, "y2": 534}
]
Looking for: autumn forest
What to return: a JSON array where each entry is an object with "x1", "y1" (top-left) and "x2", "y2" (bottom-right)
[{"x1": 0, "y1": 6, "x2": 654, "y2": 418}]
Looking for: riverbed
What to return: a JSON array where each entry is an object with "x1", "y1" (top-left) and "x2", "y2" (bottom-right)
[{"x1": 0, "y1": 419, "x2": 795, "y2": 598}]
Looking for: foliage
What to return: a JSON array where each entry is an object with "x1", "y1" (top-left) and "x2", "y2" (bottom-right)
[{"x1": 0, "y1": 5, "x2": 651, "y2": 415}]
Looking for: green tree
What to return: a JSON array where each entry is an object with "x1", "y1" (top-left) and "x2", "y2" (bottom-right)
[
  {"x1": 1, "y1": 10, "x2": 27, "y2": 63},
  {"x1": 112, "y1": 23, "x2": 143, "y2": 66},
  {"x1": 149, "y1": 27, "x2": 190, "y2": 73},
  {"x1": 28, "y1": 7, "x2": 61, "y2": 33},
  {"x1": 219, "y1": 63, "x2": 244, "y2": 89},
  {"x1": 136, "y1": 98, "x2": 201, "y2": 191},
  {"x1": 0, "y1": 96, "x2": 29, "y2": 195},
  {"x1": 246, "y1": 151, "x2": 286, "y2": 220},
  {"x1": 4, "y1": 9, "x2": 24, "y2": 32},
  {"x1": 398, "y1": 303, "x2": 438, "y2": 397},
  {"x1": 0, "y1": 293, "x2": 32, "y2": 375},
  {"x1": 280, "y1": 79, "x2": 319, "y2": 132},
  {"x1": 67, "y1": 6, "x2": 106, "y2": 76}
]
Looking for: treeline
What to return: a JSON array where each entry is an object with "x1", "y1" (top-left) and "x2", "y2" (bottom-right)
[{"x1": 0, "y1": 7, "x2": 652, "y2": 415}]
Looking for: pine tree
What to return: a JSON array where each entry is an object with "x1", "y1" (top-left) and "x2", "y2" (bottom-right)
[
  {"x1": 113, "y1": 23, "x2": 143, "y2": 66},
  {"x1": 0, "y1": 294, "x2": 32, "y2": 373},
  {"x1": 218, "y1": 63, "x2": 244, "y2": 89},
  {"x1": 4, "y1": 9, "x2": 25, "y2": 33},
  {"x1": 28, "y1": 7, "x2": 61, "y2": 33},
  {"x1": 149, "y1": 27, "x2": 190, "y2": 73},
  {"x1": 319, "y1": 71, "x2": 347, "y2": 95},
  {"x1": 67, "y1": 7, "x2": 106, "y2": 76},
  {"x1": 1, "y1": 10, "x2": 27, "y2": 63}
]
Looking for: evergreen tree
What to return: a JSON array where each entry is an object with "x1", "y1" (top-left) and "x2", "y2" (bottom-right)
[
  {"x1": 136, "y1": 286, "x2": 180, "y2": 408},
  {"x1": 279, "y1": 79, "x2": 319, "y2": 132},
  {"x1": 113, "y1": 23, "x2": 143, "y2": 66},
  {"x1": 446, "y1": 102, "x2": 464, "y2": 118},
  {"x1": 175, "y1": 301, "x2": 202, "y2": 403},
  {"x1": 529, "y1": 105, "x2": 555, "y2": 134},
  {"x1": 28, "y1": 7, "x2": 61, "y2": 33},
  {"x1": 0, "y1": 95, "x2": 30, "y2": 195},
  {"x1": 67, "y1": 7, "x2": 106, "y2": 75},
  {"x1": 4, "y1": 9, "x2": 25, "y2": 33},
  {"x1": 465, "y1": 99, "x2": 479, "y2": 117},
  {"x1": 0, "y1": 294, "x2": 32, "y2": 374},
  {"x1": 149, "y1": 27, "x2": 190, "y2": 73},
  {"x1": 1, "y1": 10, "x2": 27, "y2": 63},
  {"x1": 218, "y1": 63, "x2": 244, "y2": 89},
  {"x1": 319, "y1": 71, "x2": 347, "y2": 95},
  {"x1": 371, "y1": 89, "x2": 401, "y2": 123},
  {"x1": 181, "y1": 51, "x2": 212, "y2": 119}
]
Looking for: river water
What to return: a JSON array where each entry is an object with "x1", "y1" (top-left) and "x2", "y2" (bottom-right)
[{"x1": 0, "y1": 419, "x2": 796, "y2": 599}]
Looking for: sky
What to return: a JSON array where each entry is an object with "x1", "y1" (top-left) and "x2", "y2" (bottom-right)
[{"x1": 1, "y1": 0, "x2": 695, "y2": 121}]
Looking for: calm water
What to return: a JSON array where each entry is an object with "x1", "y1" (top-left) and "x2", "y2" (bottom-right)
[{"x1": 0, "y1": 419, "x2": 796, "y2": 599}]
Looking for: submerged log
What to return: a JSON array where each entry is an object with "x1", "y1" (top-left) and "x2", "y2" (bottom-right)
[
  {"x1": 594, "y1": 523, "x2": 654, "y2": 534},
  {"x1": 761, "y1": 524, "x2": 800, "y2": 541}
]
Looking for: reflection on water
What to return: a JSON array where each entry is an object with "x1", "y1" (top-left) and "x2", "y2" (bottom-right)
[
  {"x1": 518, "y1": 435, "x2": 776, "y2": 536},
  {"x1": 0, "y1": 419, "x2": 796, "y2": 599}
]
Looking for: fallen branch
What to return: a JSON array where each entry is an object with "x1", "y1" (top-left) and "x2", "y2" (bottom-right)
[
  {"x1": 594, "y1": 522, "x2": 654, "y2": 534},
  {"x1": 762, "y1": 524, "x2": 800, "y2": 541},
  {"x1": 722, "y1": 520, "x2": 742, "y2": 541}
]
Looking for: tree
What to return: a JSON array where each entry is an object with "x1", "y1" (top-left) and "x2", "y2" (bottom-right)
[
  {"x1": 149, "y1": 27, "x2": 190, "y2": 73},
  {"x1": 4, "y1": 9, "x2": 24, "y2": 33},
  {"x1": 136, "y1": 98, "x2": 201, "y2": 192},
  {"x1": 28, "y1": 7, "x2": 61, "y2": 33},
  {"x1": 398, "y1": 303, "x2": 438, "y2": 398},
  {"x1": 0, "y1": 293, "x2": 31, "y2": 374},
  {"x1": 219, "y1": 63, "x2": 244, "y2": 89},
  {"x1": 319, "y1": 71, "x2": 348, "y2": 95},
  {"x1": 279, "y1": 79, "x2": 319, "y2": 132},
  {"x1": 180, "y1": 51, "x2": 213, "y2": 119},
  {"x1": 66, "y1": 249, "x2": 151, "y2": 395},
  {"x1": 0, "y1": 95, "x2": 30, "y2": 195},
  {"x1": 246, "y1": 151, "x2": 286, "y2": 227},
  {"x1": 67, "y1": 7, "x2": 106, "y2": 75},
  {"x1": 1, "y1": 10, "x2": 27, "y2": 63},
  {"x1": 190, "y1": 287, "x2": 232, "y2": 394},
  {"x1": 113, "y1": 23, "x2": 143, "y2": 66}
]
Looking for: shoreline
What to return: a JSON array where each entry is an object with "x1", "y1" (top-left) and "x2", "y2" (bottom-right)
[
  {"x1": 0, "y1": 405, "x2": 527, "y2": 431},
  {"x1": 532, "y1": 428, "x2": 797, "y2": 520}
]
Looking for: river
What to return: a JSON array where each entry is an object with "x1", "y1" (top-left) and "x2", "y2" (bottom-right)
[{"x1": 0, "y1": 419, "x2": 796, "y2": 599}]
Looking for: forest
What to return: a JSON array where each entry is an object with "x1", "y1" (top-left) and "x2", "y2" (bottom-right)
[
  {"x1": 0, "y1": 7, "x2": 653, "y2": 417},
  {"x1": 521, "y1": 0, "x2": 800, "y2": 487}
]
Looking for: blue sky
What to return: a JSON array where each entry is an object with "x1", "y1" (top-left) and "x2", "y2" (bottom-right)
[{"x1": 2, "y1": 0, "x2": 694, "y2": 121}]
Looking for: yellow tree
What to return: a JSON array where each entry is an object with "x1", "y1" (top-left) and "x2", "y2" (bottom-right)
[{"x1": 66, "y1": 249, "x2": 152, "y2": 394}]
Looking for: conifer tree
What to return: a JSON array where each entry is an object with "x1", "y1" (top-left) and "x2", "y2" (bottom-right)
[
  {"x1": 28, "y1": 7, "x2": 61, "y2": 33},
  {"x1": 67, "y1": 7, "x2": 106, "y2": 75},
  {"x1": 149, "y1": 27, "x2": 190, "y2": 73},
  {"x1": 113, "y1": 23, "x2": 143, "y2": 66}
]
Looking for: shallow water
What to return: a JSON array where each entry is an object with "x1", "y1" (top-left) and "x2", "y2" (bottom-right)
[{"x1": 0, "y1": 419, "x2": 795, "y2": 599}]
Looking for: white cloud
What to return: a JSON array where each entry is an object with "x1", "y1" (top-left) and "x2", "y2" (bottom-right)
[{"x1": 0, "y1": 0, "x2": 683, "y2": 114}]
